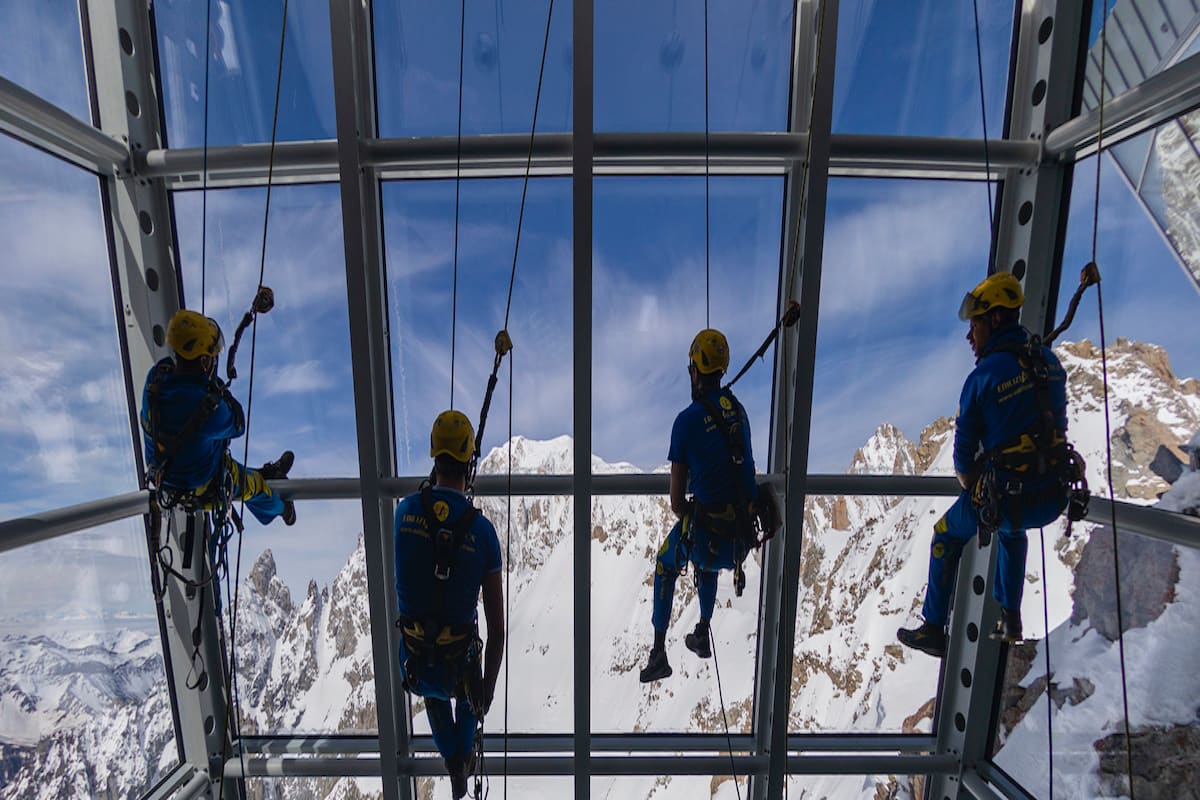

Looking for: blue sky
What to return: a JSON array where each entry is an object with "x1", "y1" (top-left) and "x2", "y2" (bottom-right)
[{"x1": 3, "y1": 0, "x2": 1199, "y2": 601}]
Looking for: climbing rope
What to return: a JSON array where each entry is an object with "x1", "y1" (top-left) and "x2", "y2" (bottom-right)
[
  {"x1": 1087, "y1": 3, "x2": 1137, "y2": 796},
  {"x1": 451, "y1": 0, "x2": 467, "y2": 409},
  {"x1": 200, "y1": 0, "x2": 213, "y2": 314},
  {"x1": 703, "y1": 0, "x2": 712, "y2": 328},
  {"x1": 1038, "y1": 526, "x2": 1054, "y2": 798},
  {"x1": 710, "y1": 629, "x2": 742, "y2": 800}
]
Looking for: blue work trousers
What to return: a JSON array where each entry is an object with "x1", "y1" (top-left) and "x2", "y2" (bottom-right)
[
  {"x1": 651, "y1": 516, "x2": 739, "y2": 632},
  {"x1": 399, "y1": 642, "x2": 477, "y2": 760},
  {"x1": 921, "y1": 491, "x2": 1038, "y2": 626}
]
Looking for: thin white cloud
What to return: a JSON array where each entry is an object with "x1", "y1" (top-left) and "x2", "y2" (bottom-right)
[{"x1": 258, "y1": 360, "x2": 337, "y2": 396}]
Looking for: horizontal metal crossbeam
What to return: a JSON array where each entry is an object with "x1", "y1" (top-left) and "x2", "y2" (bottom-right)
[
  {"x1": 136, "y1": 132, "x2": 1038, "y2": 188},
  {"x1": 1045, "y1": 51, "x2": 1200, "y2": 160},
  {"x1": 0, "y1": 76, "x2": 128, "y2": 174},
  {"x1": 223, "y1": 752, "x2": 957, "y2": 779},
  {"x1": 6, "y1": 478, "x2": 1199, "y2": 554}
]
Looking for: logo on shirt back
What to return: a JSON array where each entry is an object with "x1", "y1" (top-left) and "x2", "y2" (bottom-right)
[
  {"x1": 433, "y1": 500, "x2": 451, "y2": 522},
  {"x1": 719, "y1": 396, "x2": 732, "y2": 411}
]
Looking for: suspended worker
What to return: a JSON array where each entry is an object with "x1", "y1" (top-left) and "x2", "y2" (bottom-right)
[
  {"x1": 898, "y1": 272, "x2": 1073, "y2": 658},
  {"x1": 141, "y1": 309, "x2": 295, "y2": 525},
  {"x1": 394, "y1": 411, "x2": 504, "y2": 799},
  {"x1": 640, "y1": 329, "x2": 773, "y2": 683}
]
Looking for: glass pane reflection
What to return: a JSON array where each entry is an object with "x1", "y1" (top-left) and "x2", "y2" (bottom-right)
[
  {"x1": 0, "y1": 521, "x2": 179, "y2": 797},
  {"x1": 154, "y1": 0, "x2": 336, "y2": 147},
  {"x1": 595, "y1": 0, "x2": 795, "y2": 132},
  {"x1": 790, "y1": 494, "x2": 943, "y2": 734},
  {"x1": 374, "y1": 0, "x2": 574, "y2": 138},
  {"x1": 0, "y1": 136, "x2": 136, "y2": 515},
  {"x1": 833, "y1": 0, "x2": 1012, "y2": 137},
  {"x1": 0, "y1": 0, "x2": 89, "y2": 120}
]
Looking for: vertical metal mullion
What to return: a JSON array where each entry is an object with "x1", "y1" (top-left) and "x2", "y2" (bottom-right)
[
  {"x1": 751, "y1": 0, "x2": 814, "y2": 789},
  {"x1": 327, "y1": 2, "x2": 410, "y2": 799},
  {"x1": 760, "y1": 2, "x2": 839, "y2": 798},
  {"x1": 573, "y1": 0, "x2": 594, "y2": 797}
]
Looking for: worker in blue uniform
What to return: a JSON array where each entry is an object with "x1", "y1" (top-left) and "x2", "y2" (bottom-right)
[
  {"x1": 140, "y1": 309, "x2": 295, "y2": 525},
  {"x1": 640, "y1": 329, "x2": 759, "y2": 683},
  {"x1": 394, "y1": 410, "x2": 504, "y2": 799},
  {"x1": 898, "y1": 272, "x2": 1070, "y2": 658}
]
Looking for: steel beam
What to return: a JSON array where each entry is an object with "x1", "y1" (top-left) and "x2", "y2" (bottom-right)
[
  {"x1": 1045, "y1": 49, "x2": 1200, "y2": 160},
  {"x1": 0, "y1": 76, "x2": 127, "y2": 174},
  {"x1": 756, "y1": 2, "x2": 840, "y2": 799},
  {"x1": 326, "y1": 1, "x2": 410, "y2": 799},
  {"x1": 79, "y1": 0, "x2": 236, "y2": 795},
  {"x1": 137, "y1": 132, "x2": 1040, "y2": 188},
  {"x1": 8, "y1": 480, "x2": 1196, "y2": 555},
  {"x1": 235, "y1": 732, "x2": 938, "y2": 756},
  {"x1": 573, "y1": 0, "x2": 595, "y2": 796},
  {"x1": 223, "y1": 752, "x2": 956, "y2": 779}
]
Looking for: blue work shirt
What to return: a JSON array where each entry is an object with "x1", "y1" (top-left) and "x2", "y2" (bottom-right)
[
  {"x1": 953, "y1": 324, "x2": 1068, "y2": 478},
  {"x1": 669, "y1": 388, "x2": 758, "y2": 505},
  {"x1": 394, "y1": 487, "x2": 502, "y2": 627},
  {"x1": 140, "y1": 359, "x2": 243, "y2": 489}
]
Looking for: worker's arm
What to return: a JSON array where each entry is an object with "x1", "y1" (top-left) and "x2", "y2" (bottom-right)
[
  {"x1": 670, "y1": 462, "x2": 689, "y2": 518},
  {"x1": 480, "y1": 570, "x2": 504, "y2": 714}
]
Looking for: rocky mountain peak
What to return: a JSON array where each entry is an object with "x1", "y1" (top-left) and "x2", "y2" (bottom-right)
[{"x1": 850, "y1": 423, "x2": 918, "y2": 476}]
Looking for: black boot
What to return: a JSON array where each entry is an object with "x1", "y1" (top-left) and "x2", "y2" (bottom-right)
[
  {"x1": 684, "y1": 620, "x2": 712, "y2": 659},
  {"x1": 281, "y1": 499, "x2": 297, "y2": 526},
  {"x1": 259, "y1": 450, "x2": 295, "y2": 480},
  {"x1": 995, "y1": 607, "x2": 1023, "y2": 642},
  {"x1": 897, "y1": 622, "x2": 947, "y2": 658},
  {"x1": 446, "y1": 755, "x2": 468, "y2": 799},
  {"x1": 639, "y1": 647, "x2": 672, "y2": 683}
]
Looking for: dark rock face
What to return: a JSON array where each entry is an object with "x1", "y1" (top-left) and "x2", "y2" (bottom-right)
[
  {"x1": 1095, "y1": 724, "x2": 1200, "y2": 800},
  {"x1": 1070, "y1": 526, "x2": 1179, "y2": 642},
  {"x1": 1149, "y1": 444, "x2": 1185, "y2": 486}
]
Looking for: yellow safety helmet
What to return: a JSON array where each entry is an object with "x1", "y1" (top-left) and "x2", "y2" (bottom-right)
[
  {"x1": 166, "y1": 309, "x2": 224, "y2": 360},
  {"x1": 957, "y1": 272, "x2": 1024, "y2": 321},
  {"x1": 430, "y1": 410, "x2": 476, "y2": 462},
  {"x1": 689, "y1": 328, "x2": 730, "y2": 375}
]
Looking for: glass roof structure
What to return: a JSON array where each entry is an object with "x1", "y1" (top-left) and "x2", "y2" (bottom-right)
[{"x1": 2, "y1": 1, "x2": 1200, "y2": 799}]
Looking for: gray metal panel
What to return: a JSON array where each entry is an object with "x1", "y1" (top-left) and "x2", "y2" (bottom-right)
[
  {"x1": 0, "y1": 76, "x2": 127, "y2": 174},
  {"x1": 326, "y1": 1, "x2": 409, "y2": 798},
  {"x1": 573, "y1": 1, "x2": 595, "y2": 795},
  {"x1": 933, "y1": 1, "x2": 1091, "y2": 798},
  {"x1": 138, "y1": 132, "x2": 1039, "y2": 187}
]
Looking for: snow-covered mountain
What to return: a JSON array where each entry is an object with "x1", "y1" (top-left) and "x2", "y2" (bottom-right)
[{"x1": 3, "y1": 338, "x2": 1198, "y2": 800}]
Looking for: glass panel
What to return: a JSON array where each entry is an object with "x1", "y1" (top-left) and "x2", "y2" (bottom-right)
[
  {"x1": 154, "y1": 0, "x2": 336, "y2": 148},
  {"x1": 592, "y1": 495, "x2": 758, "y2": 734},
  {"x1": 0, "y1": 521, "x2": 179, "y2": 796},
  {"x1": 1083, "y1": 0, "x2": 1200, "y2": 113},
  {"x1": 172, "y1": 184, "x2": 358, "y2": 479},
  {"x1": 373, "y1": 0, "x2": 574, "y2": 138},
  {"x1": 595, "y1": 775, "x2": 748, "y2": 798},
  {"x1": 250, "y1": 776, "x2": 382, "y2": 797},
  {"x1": 464, "y1": 493, "x2": 573, "y2": 733},
  {"x1": 833, "y1": 0, "x2": 1013, "y2": 137},
  {"x1": 787, "y1": 774, "x2": 919, "y2": 798},
  {"x1": 381, "y1": 178, "x2": 572, "y2": 476},
  {"x1": 0, "y1": 136, "x2": 136, "y2": 516},
  {"x1": 592, "y1": 176, "x2": 783, "y2": 470},
  {"x1": 0, "y1": 0, "x2": 89, "y2": 119},
  {"x1": 595, "y1": 0, "x2": 795, "y2": 132},
  {"x1": 992, "y1": 114, "x2": 1200, "y2": 797},
  {"x1": 227, "y1": 500, "x2": 377, "y2": 734},
  {"x1": 790, "y1": 494, "x2": 943, "y2": 733},
  {"x1": 809, "y1": 178, "x2": 991, "y2": 474}
]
